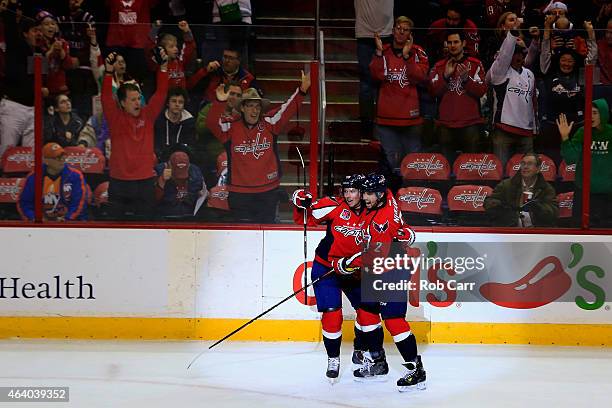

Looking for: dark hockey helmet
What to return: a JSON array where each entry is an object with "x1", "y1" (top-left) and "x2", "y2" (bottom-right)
[
  {"x1": 341, "y1": 173, "x2": 366, "y2": 190},
  {"x1": 361, "y1": 173, "x2": 387, "y2": 193}
]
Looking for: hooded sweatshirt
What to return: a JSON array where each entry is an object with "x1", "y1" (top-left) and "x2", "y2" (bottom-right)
[
  {"x1": 154, "y1": 109, "x2": 196, "y2": 159},
  {"x1": 561, "y1": 99, "x2": 612, "y2": 193}
]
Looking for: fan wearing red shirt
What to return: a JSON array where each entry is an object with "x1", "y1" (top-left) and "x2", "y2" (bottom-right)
[
  {"x1": 426, "y1": 3, "x2": 480, "y2": 61},
  {"x1": 106, "y1": 0, "x2": 157, "y2": 82},
  {"x1": 370, "y1": 16, "x2": 429, "y2": 175},
  {"x1": 429, "y1": 30, "x2": 487, "y2": 164},
  {"x1": 101, "y1": 50, "x2": 169, "y2": 219},
  {"x1": 148, "y1": 20, "x2": 208, "y2": 90},
  {"x1": 206, "y1": 71, "x2": 309, "y2": 223}
]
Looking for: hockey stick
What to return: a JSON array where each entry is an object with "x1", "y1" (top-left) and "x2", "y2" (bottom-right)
[
  {"x1": 295, "y1": 146, "x2": 309, "y2": 314},
  {"x1": 186, "y1": 268, "x2": 335, "y2": 369}
]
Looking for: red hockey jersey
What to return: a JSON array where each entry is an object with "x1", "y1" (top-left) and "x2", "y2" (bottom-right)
[
  {"x1": 294, "y1": 196, "x2": 367, "y2": 267},
  {"x1": 429, "y1": 55, "x2": 487, "y2": 128},
  {"x1": 106, "y1": 0, "x2": 156, "y2": 49},
  {"x1": 339, "y1": 190, "x2": 404, "y2": 270},
  {"x1": 370, "y1": 44, "x2": 429, "y2": 127},
  {"x1": 207, "y1": 88, "x2": 304, "y2": 193}
]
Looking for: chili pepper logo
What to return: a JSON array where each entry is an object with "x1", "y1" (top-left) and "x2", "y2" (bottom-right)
[{"x1": 480, "y1": 243, "x2": 606, "y2": 309}]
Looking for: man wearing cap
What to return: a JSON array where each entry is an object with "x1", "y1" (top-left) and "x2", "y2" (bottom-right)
[
  {"x1": 154, "y1": 147, "x2": 207, "y2": 217},
  {"x1": 17, "y1": 142, "x2": 89, "y2": 221},
  {"x1": 206, "y1": 71, "x2": 310, "y2": 223},
  {"x1": 486, "y1": 29, "x2": 537, "y2": 167}
]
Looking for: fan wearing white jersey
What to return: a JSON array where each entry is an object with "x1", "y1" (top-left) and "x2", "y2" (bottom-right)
[{"x1": 486, "y1": 30, "x2": 537, "y2": 167}]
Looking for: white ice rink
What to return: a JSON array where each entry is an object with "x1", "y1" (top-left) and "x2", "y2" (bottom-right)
[{"x1": 1, "y1": 339, "x2": 611, "y2": 407}]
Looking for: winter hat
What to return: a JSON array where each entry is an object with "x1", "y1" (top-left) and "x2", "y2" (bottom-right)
[{"x1": 170, "y1": 151, "x2": 190, "y2": 179}]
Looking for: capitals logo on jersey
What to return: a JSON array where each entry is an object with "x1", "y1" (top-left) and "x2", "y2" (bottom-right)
[
  {"x1": 386, "y1": 65, "x2": 410, "y2": 88},
  {"x1": 373, "y1": 220, "x2": 389, "y2": 233},
  {"x1": 234, "y1": 128, "x2": 271, "y2": 159},
  {"x1": 334, "y1": 223, "x2": 365, "y2": 245}
]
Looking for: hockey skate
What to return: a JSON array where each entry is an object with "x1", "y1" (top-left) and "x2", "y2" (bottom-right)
[
  {"x1": 397, "y1": 355, "x2": 426, "y2": 392},
  {"x1": 351, "y1": 349, "x2": 365, "y2": 369},
  {"x1": 353, "y1": 350, "x2": 389, "y2": 382},
  {"x1": 326, "y1": 357, "x2": 340, "y2": 384}
]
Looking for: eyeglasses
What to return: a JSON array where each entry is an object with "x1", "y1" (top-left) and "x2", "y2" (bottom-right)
[{"x1": 222, "y1": 54, "x2": 239, "y2": 61}]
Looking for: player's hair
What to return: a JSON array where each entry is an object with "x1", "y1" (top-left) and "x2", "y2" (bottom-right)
[
  {"x1": 395, "y1": 16, "x2": 414, "y2": 29},
  {"x1": 224, "y1": 80, "x2": 242, "y2": 93},
  {"x1": 223, "y1": 47, "x2": 241, "y2": 59},
  {"x1": 522, "y1": 152, "x2": 542, "y2": 168},
  {"x1": 446, "y1": 29, "x2": 466, "y2": 42},
  {"x1": 166, "y1": 87, "x2": 189, "y2": 103},
  {"x1": 159, "y1": 33, "x2": 178, "y2": 49},
  {"x1": 117, "y1": 82, "x2": 141, "y2": 103},
  {"x1": 496, "y1": 11, "x2": 518, "y2": 39},
  {"x1": 20, "y1": 18, "x2": 39, "y2": 35},
  {"x1": 446, "y1": 2, "x2": 465, "y2": 18},
  {"x1": 53, "y1": 94, "x2": 70, "y2": 108}
]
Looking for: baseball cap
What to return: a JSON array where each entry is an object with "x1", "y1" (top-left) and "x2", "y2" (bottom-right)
[
  {"x1": 35, "y1": 10, "x2": 57, "y2": 24},
  {"x1": 42, "y1": 142, "x2": 65, "y2": 159},
  {"x1": 544, "y1": 1, "x2": 568, "y2": 14},
  {"x1": 169, "y1": 151, "x2": 190, "y2": 179}
]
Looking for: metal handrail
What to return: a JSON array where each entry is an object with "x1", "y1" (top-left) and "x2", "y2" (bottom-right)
[{"x1": 317, "y1": 29, "x2": 327, "y2": 197}]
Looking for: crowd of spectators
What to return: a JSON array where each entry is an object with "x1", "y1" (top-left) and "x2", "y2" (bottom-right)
[
  {"x1": 356, "y1": 0, "x2": 612, "y2": 228},
  {"x1": 0, "y1": 0, "x2": 610, "y2": 227}
]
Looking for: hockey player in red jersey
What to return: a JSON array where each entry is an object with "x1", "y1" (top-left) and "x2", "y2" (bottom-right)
[
  {"x1": 334, "y1": 173, "x2": 426, "y2": 391},
  {"x1": 292, "y1": 174, "x2": 386, "y2": 383}
]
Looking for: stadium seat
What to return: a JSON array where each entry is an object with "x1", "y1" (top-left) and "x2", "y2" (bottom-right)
[
  {"x1": 0, "y1": 177, "x2": 26, "y2": 220},
  {"x1": 400, "y1": 152, "x2": 451, "y2": 195},
  {"x1": 453, "y1": 153, "x2": 503, "y2": 183},
  {"x1": 447, "y1": 184, "x2": 493, "y2": 226},
  {"x1": 93, "y1": 181, "x2": 110, "y2": 207},
  {"x1": 207, "y1": 185, "x2": 230, "y2": 211},
  {"x1": 400, "y1": 153, "x2": 451, "y2": 182},
  {"x1": 0, "y1": 177, "x2": 25, "y2": 203},
  {"x1": 506, "y1": 153, "x2": 556, "y2": 182},
  {"x1": 1, "y1": 146, "x2": 34, "y2": 175},
  {"x1": 217, "y1": 151, "x2": 228, "y2": 177},
  {"x1": 397, "y1": 186, "x2": 443, "y2": 225},
  {"x1": 557, "y1": 191, "x2": 574, "y2": 219},
  {"x1": 558, "y1": 160, "x2": 576, "y2": 182},
  {"x1": 63, "y1": 147, "x2": 106, "y2": 174}
]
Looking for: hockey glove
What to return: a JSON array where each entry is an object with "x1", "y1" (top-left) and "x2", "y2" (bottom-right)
[
  {"x1": 396, "y1": 225, "x2": 416, "y2": 247},
  {"x1": 292, "y1": 189, "x2": 313, "y2": 210},
  {"x1": 335, "y1": 254, "x2": 360, "y2": 275}
]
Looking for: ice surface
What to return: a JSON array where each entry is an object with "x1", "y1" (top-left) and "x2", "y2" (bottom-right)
[{"x1": 0, "y1": 340, "x2": 611, "y2": 407}]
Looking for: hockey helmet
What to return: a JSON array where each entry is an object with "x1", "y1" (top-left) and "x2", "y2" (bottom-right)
[
  {"x1": 361, "y1": 173, "x2": 387, "y2": 193},
  {"x1": 341, "y1": 173, "x2": 366, "y2": 190}
]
